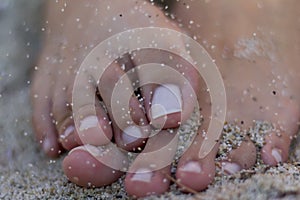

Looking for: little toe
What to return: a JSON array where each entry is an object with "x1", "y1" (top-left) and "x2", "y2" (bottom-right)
[
  {"x1": 125, "y1": 130, "x2": 177, "y2": 198},
  {"x1": 62, "y1": 144, "x2": 126, "y2": 187},
  {"x1": 31, "y1": 75, "x2": 63, "y2": 157}
]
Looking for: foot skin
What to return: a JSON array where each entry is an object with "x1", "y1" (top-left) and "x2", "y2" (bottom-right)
[
  {"x1": 171, "y1": 0, "x2": 300, "y2": 192},
  {"x1": 31, "y1": 0, "x2": 300, "y2": 198},
  {"x1": 31, "y1": 0, "x2": 198, "y2": 196}
]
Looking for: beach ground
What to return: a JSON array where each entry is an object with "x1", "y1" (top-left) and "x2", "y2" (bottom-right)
[{"x1": 0, "y1": 1, "x2": 300, "y2": 199}]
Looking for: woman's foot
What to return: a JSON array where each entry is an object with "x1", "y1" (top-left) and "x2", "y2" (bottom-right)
[
  {"x1": 169, "y1": 0, "x2": 300, "y2": 193},
  {"x1": 122, "y1": 0, "x2": 300, "y2": 197},
  {"x1": 31, "y1": 0, "x2": 300, "y2": 198},
  {"x1": 32, "y1": 0, "x2": 199, "y2": 195}
]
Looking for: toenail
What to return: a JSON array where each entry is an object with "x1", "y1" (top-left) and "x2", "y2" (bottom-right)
[
  {"x1": 60, "y1": 125, "x2": 75, "y2": 139},
  {"x1": 271, "y1": 148, "x2": 282, "y2": 163},
  {"x1": 69, "y1": 144, "x2": 100, "y2": 158},
  {"x1": 179, "y1": 161, "x2": 202, "y2": 173},
  {"x1": 122, "y1": 126, "x2": 143, "y2": 145},
  {"x1": 222, "y1": 162, "x2": 241, "y2": 174},
  {"x1": 79, "y1": 116, "x2": 98, "y2": 131},
  {"x1": 150, "y1": 84, "x2": 182, "y2": 119},
  {"x1": 131, "y1": 168, "x2": 153, "y2": 183},
  {"x1": 43, "y1": 138, "x2": 51, "y2": 152}
]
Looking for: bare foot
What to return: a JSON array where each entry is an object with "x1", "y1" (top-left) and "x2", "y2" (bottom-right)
[
  {"x1": 31, "y1": 0, "x2": 199, "y2": 197},
  {"x1": 31, "y1": 0, "x2": 300, "y2": 198},
  {"x1": 168, "y1": 0, "x2": 300, "y2": 192}
]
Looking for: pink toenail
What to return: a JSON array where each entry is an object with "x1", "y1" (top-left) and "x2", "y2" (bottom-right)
[
  {"x1": 150, "y1": 84, "x2": 182, "y2": 119},
  {"x1": 180, "y1": 161, "x2": 202, "y2": 173},
  {"x1": 79, "y1": 116, "x2": 98, "y2": 131},
  {"x1": 131, "y1": 168, "x2": 153, "y2": 183},
  {"x1": 69, "y1": 144, "x2": 100, "y2": 157},
  {"x1": 271, "y1": 148, "x2": 282, "y2": 163},
  {"x1": 60, "y1": 125, "x2": 75, "y2": 139},
  {"x1": 222, "y1": 162, "x2": 241, "y2": 174},
  {"x1": 122, "y1": 126, "x2": 143, "y2": 145}
]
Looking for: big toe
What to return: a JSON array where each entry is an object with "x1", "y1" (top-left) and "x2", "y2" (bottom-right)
[
  {"x1": 261, "y1": 132, "x2": 292, "y2": 166},
  {"x1": 31, "y1": 73, "x2": 63, "y2": 157},
  {"x1": 62, "y1": 144, "x2": 126, "y2": 187},
  {"x1": 260, "y1": 99, "x2": 300, "y2": 166}
]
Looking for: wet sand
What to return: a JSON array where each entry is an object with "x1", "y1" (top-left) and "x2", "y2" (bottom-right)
[{"x1": 1, "y1": 1, "x2": 300, "y2": 199}]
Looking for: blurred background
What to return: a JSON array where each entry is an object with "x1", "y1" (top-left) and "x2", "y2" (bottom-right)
[{"x1": 0, "y1": 0, "x2": 45, "y2": 169}]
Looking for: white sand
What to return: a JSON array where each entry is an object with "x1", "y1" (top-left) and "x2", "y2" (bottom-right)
[{"x1": 1, "y1": 1, "x2": 300, "y2": 199}]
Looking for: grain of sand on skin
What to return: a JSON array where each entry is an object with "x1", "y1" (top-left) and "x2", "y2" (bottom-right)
[{"x1": 1, "y1": 1, "x2": 300, "y2": 199}]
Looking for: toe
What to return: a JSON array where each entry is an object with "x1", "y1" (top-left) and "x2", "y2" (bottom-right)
[
  {"x1": 261, "y1": 98, "x2": 300, "y2": 166},
  {"x1": 58, "y1": 119, "x2": 78, "y2": 150},
  {"x1": 132, "y1": 49, "x2": 199, "y2": 129},
  {"x1": 62, "y1": 144, "x2": 125, "y2": 187},
  {"x1": 125, "y1": 130, "x2": 177, "y2": 198},
  {"x1": 261, "y1": 132, "x2": 291, "y2": 166},
  {"x1": 125, "y1": 167, "x2": 171, "y2": 198},
  {"x1": 52, "y1": 81, "x2": 79, "y2": 150},
  {"x1": 74, "y1": 103, "x2": 113, "y2": 146},
  {"x1": 176, "y1": 132, "x2": 218, "y2": 192},
  {"x1": 31, "y1": 74, "x2": 63, "y2": 157},
  {"x1": 97, "y1": 57, "x2": 150, "y2": 151},
  {"x1": 72, "y1": 71, "x2": 113, "y2": 146},
  {"x1": 114, "y1": 124, "x2": 151, "y2": 152},
  {"x1": 220, "y1": 136, "x2": 256, "y2": 174}
]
